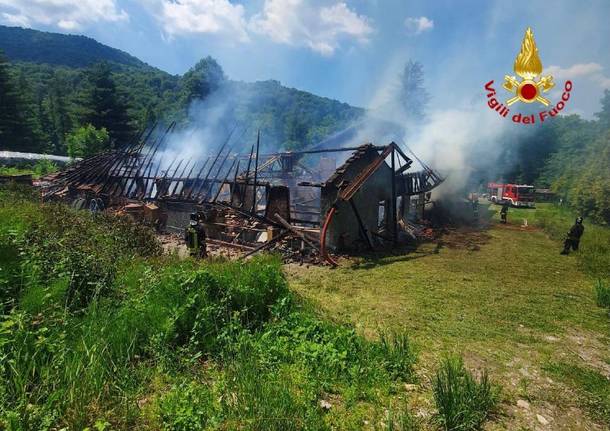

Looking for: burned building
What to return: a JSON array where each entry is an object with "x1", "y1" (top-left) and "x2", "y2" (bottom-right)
[{"x1": 42, "y1": 124, "x2": 443, "y2": 264}]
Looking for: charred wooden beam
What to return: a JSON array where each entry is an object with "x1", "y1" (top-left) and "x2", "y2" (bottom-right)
[
  {"x1": 207, "y1": 238, "x2": 256, "y2": 251},
  {"x1": 184, "y1": 157, "x2": 210, "y2": 200},
  {"x1": 191, "y1": 127, "x2": 235, "y2": 199},
  {"x1": 167, "y1": 159, "x2": 193, "y2": 197},
  {"x1": 391, "y1": 146, "x2": 397, "y2": 244},
  {"x1": 212, "y1": 157, "x2": 238, "y2": 203},
  {"x1": 239, "y1": 230, "x2": 289, "y2": 260},
  {"x1": 297, "y1": 181, "x2": 323, "y2": 187},
  {"x1": 348, "y1": 198, "x2": 374, "y2": 251},
  {"x1": 201, "y1": 144, "x2": 234, "y2": 202},
  {"x1": 274, "y1": 213, "x2": 319, "y2": 250},
  {"x1": 338, "y1": 145, "x2": 394, "y2": 201},
  {"x1": 251, "y1": 130, "x2": 260, "y2": 214}
]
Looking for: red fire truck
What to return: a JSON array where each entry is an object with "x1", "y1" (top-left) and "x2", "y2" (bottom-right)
[{"x1": 487, "y1": 183, "x2": 536, "y2": 208}]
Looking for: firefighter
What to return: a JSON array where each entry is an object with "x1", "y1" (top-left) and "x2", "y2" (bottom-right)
[
  {"x1": 471, "y1": 194, "x2": 479, "y2": 222},
  {"x1": 185, "y1": 212, "x2": 207, "y2": 258},
  {"x1": 500, "y1": 201, "x2": 509, "y2": 224},
  {"x1": 561, "y1": 217, "x2": 584, "y2": 255}
]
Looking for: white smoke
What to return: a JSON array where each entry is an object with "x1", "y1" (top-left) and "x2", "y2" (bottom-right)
[
  {"x1": 155, "y1": 85, "x2": 247, "y2": 172},
  {"x1": 407, "y1": 107, "x2": 509, "y2": 195},
  {"x1": 353, "y1": 59, "x2": 511, "y2": 197}
]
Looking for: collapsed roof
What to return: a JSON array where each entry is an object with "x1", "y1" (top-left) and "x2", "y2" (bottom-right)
[{"x1": 42, "y1": 124, "x2": 444, "y2": 264}]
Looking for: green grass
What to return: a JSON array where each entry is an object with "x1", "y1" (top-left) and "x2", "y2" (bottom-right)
[
  {"x1": 508, "y1": 202, "x2": 609, "y2": 281},
  {"x1": 432, "y1": 356, "x2": 499, "y2": 430},
  {"x1": 544, "y1": 362, "x2": 610, "y2": 424},
  {"x1": 0, "y1": 186, "x2": 420, "y2": 430},
  {"x1": 2, "y1": 187, "x2": 609, "y2": 430},
  {"x1": 594, "y1": 279, "x2": 610, "y2": 309},
  {"x1": 288, "y1": 203, "x2": 610, "y2": 429}
]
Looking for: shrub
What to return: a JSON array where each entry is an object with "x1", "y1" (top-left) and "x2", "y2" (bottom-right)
[
  {"x1": 33, "y1": 159, "x2": 58, "y2": 177},
  {"x1": 12, "y1": 203, "x2": 161, "y2": 309},
  {"x1": 159, "y1": 381, "x2": 215, "y2": 431},
  {"x1": 66, "y1": 124, "x2": 110, "y2": 158},
  {"x1": 433, "y1": 356, "x2": 499, "y2": 431}
]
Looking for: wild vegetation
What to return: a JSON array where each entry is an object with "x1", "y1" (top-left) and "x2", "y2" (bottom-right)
[
  {"x1": 0, "y1": 186, "x2": 424, "y2": 430},
  {"x1": 0, "y1": 159, "x2": 58, "y2": 178}
]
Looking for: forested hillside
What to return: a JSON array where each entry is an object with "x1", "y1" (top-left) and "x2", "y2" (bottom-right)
[
  {"x1": 0, "y1": 25, "x2": 608, "y2": 223},
  {"x1": 0, "y1": 25, "x2": 362, "y2": 156},
  {"x1": 0, "y1": 25, "x2": 151, "y2": 69}
]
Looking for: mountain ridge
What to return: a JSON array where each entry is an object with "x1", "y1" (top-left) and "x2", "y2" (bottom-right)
[{"x1": 0, "y1": 25, "x2": 155, "y2": 70}]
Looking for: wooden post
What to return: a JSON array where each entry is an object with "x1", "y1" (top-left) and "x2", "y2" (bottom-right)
[
  {"x1": 391, "y1": 145, "x2": 397, "y2": 244},
  {"x1": 240, "y1": 143, "x2": 255, "y2": 206},
  {"x1": 348, "y1": 199, "x2": 374, "y2": 251},
  {"x1": 252, "y1": 130, "x2": 260, "y2": 214},
  {"x1": 212, "y1": 157, "x2": 238, "y2": 202}
]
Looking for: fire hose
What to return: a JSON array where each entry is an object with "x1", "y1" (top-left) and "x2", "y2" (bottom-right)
[{"x1": 320, "y1": 206, "x2": 339, "y2": 267}]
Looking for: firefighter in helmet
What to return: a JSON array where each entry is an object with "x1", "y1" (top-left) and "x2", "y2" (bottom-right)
[
  {"x1": 561, "y1": 217, "x2": 584, "y2": 255},
  {"x1": 500, "y1": 201, "x2": 509, "y2": 224},
  {"x1": 471, "y1": 194, "x2": 479, "y2": 222},
  {"x1": 185, "y1": 212, "x2": 207, "y2": 258}
]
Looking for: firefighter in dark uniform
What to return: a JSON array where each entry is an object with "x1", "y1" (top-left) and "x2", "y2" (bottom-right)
[
  {"x1": 500, "y1": 201, "x2": 509, "y2": 224},
  {"x1": 561, "y1": 217, "x2": 584, "y2": 255},
  {"x1": 185, "y1": 212, "x2": 207, "y2": 258},
  {"x1": 471, "y1": 194, "x2": 479, "y2": 222}
]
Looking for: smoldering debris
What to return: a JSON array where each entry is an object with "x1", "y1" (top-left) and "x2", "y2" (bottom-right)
[{"x1": 39, "y1": 121, "x2": 446, "y2": 265}]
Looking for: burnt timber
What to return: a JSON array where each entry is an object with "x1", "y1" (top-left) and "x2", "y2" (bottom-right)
[{"x1": 42, "y1": 127, "x2": 444, "y2": 264}]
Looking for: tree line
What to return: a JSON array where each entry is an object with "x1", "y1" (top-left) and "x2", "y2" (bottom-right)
[
  {"x1": 495, "y1": 90, "x2": 610, "y2": 224},
  {"x1": 0, "y1": 51, "x2": 362, "y2": 158},
  {"x1": 0, "y1": 50, "x2": 607, "y2": 223}
]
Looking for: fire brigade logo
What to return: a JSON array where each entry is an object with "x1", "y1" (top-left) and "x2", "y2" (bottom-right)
[
  {"x1": 484, "y1": 27, "x2": 573, "y2": 125},
  {"x1": 503, "y1": 27, "x2": 554, "y2": 106}
]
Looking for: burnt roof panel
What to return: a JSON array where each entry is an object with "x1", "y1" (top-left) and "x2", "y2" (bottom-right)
[{"x1": 325, "y1": 143, "x2": 381, "y2": 186}]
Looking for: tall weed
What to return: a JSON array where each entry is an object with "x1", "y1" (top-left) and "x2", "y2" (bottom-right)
[
  {"x1": 594, "y1": 279, "x2": 610, "y2": 309},
  {"x1": 433, "y1": 356, "x2": 499, "y2": 431}
]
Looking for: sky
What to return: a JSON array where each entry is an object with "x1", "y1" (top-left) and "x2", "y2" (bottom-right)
[{"x1": 1, "y1": 0, "x2": 609, "y2": 118}]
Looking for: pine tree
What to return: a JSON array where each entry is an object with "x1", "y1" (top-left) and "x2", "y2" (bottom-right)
[
  {"x1": 16, "y1": 70, "x2": 46, "y2": 152},
  {"x1": 48, "y1": 73, "x2": 73, "y2": 154},
  {"x1": 595, "y1": 89, "x2": 610, "y2": 128},
  {"x1": 79, "y1": 62, "x2": 135, "y2": 148},
  {"x1": 399, "y1": 60, "x2": 430, "y2": 123},
  {"x1": 180, "y1": 56, "x2": 225, "y2": 107},
  {"x1": 0, "y1": 51, "x2": 25, "y2": 150}
]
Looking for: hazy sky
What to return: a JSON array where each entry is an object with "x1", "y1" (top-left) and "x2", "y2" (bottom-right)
[{"x1": 1, "y1": 0, "x2": 609, "y2": 117}]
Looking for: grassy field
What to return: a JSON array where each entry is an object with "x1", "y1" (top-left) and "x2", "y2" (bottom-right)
[
  {"x1": 1, "y1": 186, "x2": 608, "y2": 430},
  {"x1": 288, "y1": 203, "x2": 610, "y2": 430},
  {"x1": 0, "y1": 186, "x2": 421, "y2": 430}
]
